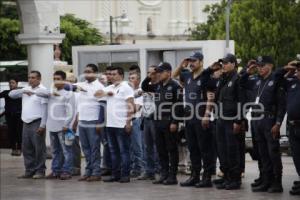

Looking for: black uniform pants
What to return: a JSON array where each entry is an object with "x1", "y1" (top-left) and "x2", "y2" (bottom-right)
[
  {"x1": 185, "y1": 120, "x2": 215, "y2": 175},
  {"x1": 154, "y1": 120, "x2": 179, "y2": 176},
  {"x1": 289, "y1": 123, "x2": 300, "y2": 177},
  {"x1": 252, "y1": 116, "x2": 282, "y2": 178},
  {"x1": 216, "y1": 119, "x2": 241, "y2": 181},
  {"x1": 250, "y1": 120, "x2": 263, "y2": 172},
  {"x1": 5, "y1": 112, "x2": 23, "y2": 150}
]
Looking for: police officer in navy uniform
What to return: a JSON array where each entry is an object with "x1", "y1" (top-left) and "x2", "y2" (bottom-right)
[
  {"x1": 142, "y1": 62, "x2": 182, "y2": 185},
  {"x1": 172, "y1": 52, "x2": 216, "y2": 188},
  {"x1": 239, "y1": 60, "x2": 264, "y2": 187},
  {"x1": 240, "y1": 56, "x2": 286, "y2": 193},
  {"x1": 275, "y1": 60, "x2": 300, "y2": 195},
  {"x1": 214, "y1": 53, "x2": 244, "y2": 190}
]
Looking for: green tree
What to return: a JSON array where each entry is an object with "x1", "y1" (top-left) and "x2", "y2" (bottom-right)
[
  {"x1": 0, "y1": 18, "x2": 27, "y2": 60},
  {"x1": 191, "y1": 0, "x2": 300, "y2": 66},
  {"x1": 60, "y1": 14, "x2": 105, "y2": 63}
]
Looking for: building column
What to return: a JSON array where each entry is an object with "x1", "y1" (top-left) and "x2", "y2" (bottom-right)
[{"x1": 17, "y1": 34, "x2": 65, "y2": 88}]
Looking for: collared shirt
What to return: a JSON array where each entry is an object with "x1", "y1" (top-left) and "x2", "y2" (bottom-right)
[
  {"x1": 41, "y1": 89, "x2": 76, "y2": 132},
  {"x1": 77, "y1": 79, "x2": 105, "y2": 121},
  {"x1": 9, "y1": 84, "x2": 48, "y2": 126},
  {"x1": 180, "y1": 69, "x2": 214, "y2": 119},
  {"x1": 105, "y1": 81, "x2": 134, "y2": 128},
  {"x1": 142, "y1": 77, "x2": 183, "y2": 123},
  {"x1": 240, "y1": 71, "x2": 286, "y2": 124}
]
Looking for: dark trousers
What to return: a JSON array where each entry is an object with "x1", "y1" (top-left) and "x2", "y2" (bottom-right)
[
  {"x1": 154, "y1": 120, "x2": 179, "y2": 176},
  {"x1": 143, "y1": 118, "x2": 160, "y2": 175},
  {"x1": 185, "y1": 120, "x2": 215, "y2": 175},
  {"x1": 289, "y1": 124, "x2": 300, "y2": 177},
  {"x1": 22, "y1": 119, "x2": 46, "y2": 175},
  {"x1": 250, "y1": 120, "x2": 263, "y2": 172},
  {"x1": 106, "y1": 127, "x2": 131, "y2": 178},
  {"x1": 238, "y1": 131, "x2": 245, "y2": 173},
  {"x1": 252, "y1": 117, "x2": 282, "y2": 178},
  {"x1": 5, "y1": 112, "x2": 22, "y2": 150},
  {"x1": 216, "y1": 119, "x2": 241, "y2": 181}
]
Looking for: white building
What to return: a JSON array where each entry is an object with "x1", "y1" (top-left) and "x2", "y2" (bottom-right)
[{"x1": 58, "y1": 0, "x2": 221, "y2": 43}]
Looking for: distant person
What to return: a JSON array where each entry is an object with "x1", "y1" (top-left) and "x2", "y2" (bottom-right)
[{"x1": 0, "y1": 78, "x2": 23, "y2": 156}]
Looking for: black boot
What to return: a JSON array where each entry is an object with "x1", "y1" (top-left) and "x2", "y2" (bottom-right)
[
  {"x1": 251, "y1": 173, "x2": 263, "y2": 187},
  {"x1": 180, "y1": 170, "x2": 200, "y2": 187},
  {"x1": 163, "y1": 174, "x2": 178, "y2": 185},
  {"x1": 215, "y1": 173, "x2": 229, "y2": 190},
  {"x1": 225, "y1": 175, "x2": 241, "y2": 190},
  {"x1": 290, "y1": 187, "x2": 300, "y2": 195},
  {"x1": 268, "y1": 176, "x2": 283, "y2": 193},
  {"x1": 195, "y1": 173, "x2": 212, "y2": 188},
  {"x1": 153, "y1": 174, "x2": 168, "y2": 184},
  {"x1": 252, "y1": 175, "x2": 271, "y2": 192}
]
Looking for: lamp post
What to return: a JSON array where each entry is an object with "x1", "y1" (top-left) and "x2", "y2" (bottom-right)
[
  {"x1": 109, "y1": 13, "x2": 128, "y2": 44},
  {"x1": 225, "y1": 0, "x2": 232, "y2": 53}
]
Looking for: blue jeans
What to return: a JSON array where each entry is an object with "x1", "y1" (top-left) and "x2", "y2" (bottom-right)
[
  {"x1": 79, "y1": 121, "x2": 101, "y2": 177},
  {"x1": 130, "y1": 118, "x2": 145, "y2": 173},
  {"x1": 106, "y1": 127, "x2": 130, "y2": 178},
  {"x1": 143, "y1": 118, "x2": 160, "y2": 175},
  {"x1": 102, "y1": 128, "x2": 112, "y2": 169},
  {"x1": 50, "y1": 132, "x2": 73, "y2": 175}
]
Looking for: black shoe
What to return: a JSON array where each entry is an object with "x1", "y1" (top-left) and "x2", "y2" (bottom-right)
[
  {"x1": 180, "y1": 174, "x2": 200, "y2": 187},
  {"x1": 252, "y1": 181, "x2": 271, "y2": 192},
  {"x1": 103, "y1": 176, "x2": 120, "y2": 182},
  {"x1": 119, "y1": 176, "x2": 130, "y2": 183},
  {"x1": 290, "y1": 187, "x2": 300, "y2": 195},
  {"x1": 294, "y1": 181, "x2": 300, "y2": 186},
  {"x1": 195, "y1": 179, "x2": 213, "y2": 188},
  {"x1": 292, "y1": 184, "x2": 300, "y2": 190},
  {"x1": 216, "y1": 182, "x2": 227, "y2": 190},
  {"x1": 251, "y1": 176, "x2": 263, "y2": 187},
  {"x1": 153, "y1": 175, "x2": 168, "y2": 184},
  {"x1": 100, "y1": 169, "x2": 112, "y2": 176},
  {"x1": 163, "y1": 175, "x2": 178, "y2": 185},
  {"x1": 267, "y1": 178, "x2": 283, "y2": 193},
  {"x1": 213, "y1": 178, "x2": 225, "y2": 185},
  {"x1": 225, "y1": 181, "x2": 241, "y2": 190}
]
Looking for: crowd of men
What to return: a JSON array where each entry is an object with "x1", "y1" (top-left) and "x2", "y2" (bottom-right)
[{"x1": 1, "y1": 52, "x2": 300, "y2": 195}]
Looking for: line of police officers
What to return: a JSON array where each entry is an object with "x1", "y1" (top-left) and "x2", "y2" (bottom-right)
[{"x1": 142, "y1": 52, "x2": 300, "y2": 195}]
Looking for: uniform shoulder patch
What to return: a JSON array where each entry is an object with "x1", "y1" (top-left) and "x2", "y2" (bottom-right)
[
  {"x1": 291, "y1": 84, "x2": 297, "y2": 89},
  {"x1": 228, "y1": 81, "x2": 232, "y2": 87}
]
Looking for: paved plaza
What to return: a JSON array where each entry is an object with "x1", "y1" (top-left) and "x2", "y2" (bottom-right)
[{"x1": 0, "y1": 150, "x2": 298, "y2": 200}]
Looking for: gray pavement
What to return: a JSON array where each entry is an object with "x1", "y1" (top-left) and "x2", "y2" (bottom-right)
[{"x1": 0, "y1": 149, "x2": 299, "y2": 200}]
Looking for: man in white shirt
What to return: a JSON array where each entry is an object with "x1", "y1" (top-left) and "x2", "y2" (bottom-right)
[
  {"x1": 9, "y1": 71, "x2": 48, "y2": 179},
  {"x1": 36, "y1": 71, "x2": 75, "y2": 180},
  {"x1": 98, "y1": 66, "x2": 135, "y2": 183},
  {"x1": 75, "y1": 64, "x2": 105, "y2": 182},
  {"x1": 128, "y1": 73, "x2": 145, "y2": 178}
]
